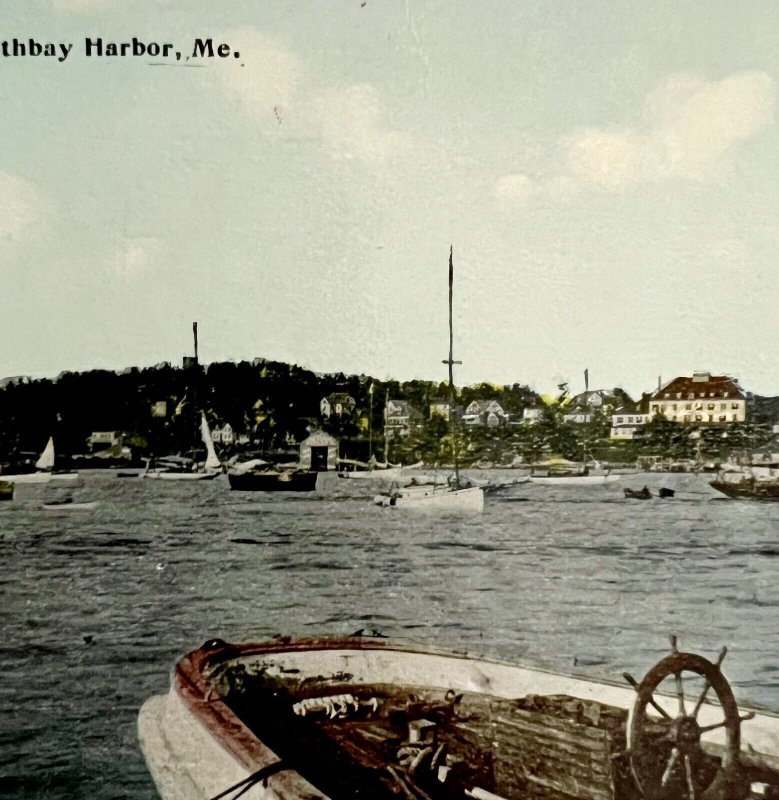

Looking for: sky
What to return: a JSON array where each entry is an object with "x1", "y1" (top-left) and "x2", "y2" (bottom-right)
[{"x1": 2, "y1": 0, "x2": 779, "y2": 399}]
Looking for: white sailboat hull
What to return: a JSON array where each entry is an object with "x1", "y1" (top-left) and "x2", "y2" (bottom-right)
[
  {"x1": 529, "y1": 474, "x2": 620, "y2": 486},
  {"x1": 376, "y1": 485, "x2": 484, "y2": 511},
  {"x1": 42, "y1": 501, "x2": 98, "y2": 510},
  {"x1": 144, "y1": 470, "x2": 220, "y2": 481},
  {"x1": 0, "y1": 472, "x2": 52, "y2": 484},
  {"x1": 339, "y1": 466, "x2": 408, "y2": 481}
]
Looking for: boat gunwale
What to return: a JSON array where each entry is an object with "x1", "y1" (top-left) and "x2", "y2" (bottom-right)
[
  {"x1": 175, "y1": 635, "x2": 779, "y2": 719},
  {"x1": 148, "y1": 636, "x2": 779, "y2": 800}
]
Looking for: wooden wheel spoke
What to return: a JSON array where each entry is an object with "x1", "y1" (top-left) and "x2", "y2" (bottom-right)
[
  {"x1": 691, "y1": 680, "x2": 711, "y2": 719},
  {"x1": 675, "y1": 672, "x2": 686, "y2": 716},
  {"x1": 660, "y1": 747, "x2": 680, "y2": 787},
  {"x1": 692, "y1": 648, "x2": 727, "y2": 719},
  {"x1": 645, "y1": 692, "x2": 673, "y2": 721},
  {"x1": 629, "y1": 647, "x2": 741, "y2": 800},
  {"x1": 684, "y1": 755, "x2": 697, "y2": 799},
  {"x1": 699, "y1": 719, "x2": 727, "y2": 734}
]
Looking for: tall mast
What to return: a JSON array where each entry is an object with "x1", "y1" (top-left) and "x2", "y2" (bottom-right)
[{"x1": 442, "y1": 246, "x2": 462, "y2": 487}]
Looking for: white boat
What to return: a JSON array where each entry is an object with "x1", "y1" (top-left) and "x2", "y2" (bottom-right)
[
  {"x1": 0, "y1": 470, "x2": 52, "y2": 484},
  {"x1": 529, "y1": 473, "x2": 620, "y2": 486},
  {"x1": 42, "y1": 499, "x2": 98, "y2": 510},
  {"x1": 375, "y1": 484, "x2": 485, "y2": 511},
  {"x1": 376, "y1": 249, "x2": 484, "y2": 513},
  {"x1": 144, "y1": 414, "x2": 222, "y2": 481},
  {"x1": 144, "y1": 467, "x2": 220, "y2": 482},
  {"x1": 138, "y1": 634, "x2": 779, "y2": 800},
  {"x1": 338, "y1": 460, "x2": 422, "y2": 481},
  {"x1": 0, "y1": 436, "x2": 77, "y2": 484}
]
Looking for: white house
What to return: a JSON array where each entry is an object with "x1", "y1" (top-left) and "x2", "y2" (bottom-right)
[
  {"x1": 649, "y1": 372, "x2": 746, "y2": 424},
  {"x1": 610, "y1": 408, "x2": 650, "y2": 440},
  {"x1": 320, "y1": 393, "x2": 356, "y2": 419},
  {"x1": 462, "y1": 399, "x2": 509, "y2": 427}
]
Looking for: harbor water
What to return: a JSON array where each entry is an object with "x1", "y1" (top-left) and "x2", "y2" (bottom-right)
[{"x1": 2, "y1": 470, "x2": 779, "y2": 798}]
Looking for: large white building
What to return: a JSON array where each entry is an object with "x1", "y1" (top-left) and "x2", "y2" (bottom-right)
[{"x1": 648, "y1": 372, "x2": 746, "y2": 424}]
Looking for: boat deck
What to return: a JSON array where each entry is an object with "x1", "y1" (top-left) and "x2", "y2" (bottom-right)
[{"x1": 224, "y1": 671, "x2": 651, "y2": 800}]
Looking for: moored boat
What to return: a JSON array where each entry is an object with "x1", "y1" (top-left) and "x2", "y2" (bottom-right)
[
  {"x1": 0, "y1": 436, "x2": 77, "y2": 484},
  {"x1": 374, "y1": 483, "x2": 485, "y2": 511},
  {"x1": 709, "y1": 459, "x2": 779, "y2": 501},
  {"x1": 337, "y1": 462, "x2": 421, "y2": 482},
  {"x1": 41, "y1": 498, "x2": 98, "y2": 510},
  {"x1": 710, "y1": 477, "x2": 779, "y2": 501},
  {"x1": 228, "y1": 469, "x2": 319, "y2": 492},
  {"x1": 375, "y1": 249, "x2": 484, "y2": 513},
  {"x1": 138, "y1": 634, "x2": 779, "y2": 800},
  {"x1": 530, "y1": 473, "x2": 620, "y2": 486},
  {"x1": 623, "y1": 486, "x2": 652, "y2": 500}
]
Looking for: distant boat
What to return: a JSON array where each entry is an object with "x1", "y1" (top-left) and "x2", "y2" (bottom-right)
[
  {"x1": 228, "y1": 468, "x2": 319, "y2": 492},
  {"x1": 710, "y1": 462, "x2": 779, "y2": 501},
  {"x1": 375, "y1": 248, "x2": 484, "y2": 512},
  {"x1": 623, "y1": 486, "x2": 652, "y2": 500},
  {"x1": 144, "y1": 414, "x2": 222, "y2": 481},
  {"x1": 528, "y1": 460, "x2": 619, "y2": 486},
  {"x1": 337, "y1": 459, "x2": 422, "y2": 481},
  {"x1": 0, "y1": 436, "x2": 77, "y2": 484},
  {"x1": 374, "y1": 483, "x2": 484, "y2": 510},
  {"x1": 42, "y1": 498, "x2": 98, "y2": 510}
]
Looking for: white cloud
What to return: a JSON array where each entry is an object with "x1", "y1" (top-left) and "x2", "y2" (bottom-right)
[
  {"x1": 494, "y1": 173, "x2": 534, "y2": 202},
  {"x1": 205, "y1": 28, "x2": 406, "y2": 164},
  {"x1": 109, "y1": 237, "x2": 161, "y2": 279},
  {"x1": 0, "y1": 171, "x2": 50, "y2": 245},
  {"x1": 209, "y1": 27, "x2": 299, "y2": 117},
  {"x1": 311, "y1": 84, "x2": 408, "y2": 163},
  {"x1": 560, "y1": 71, "x2": 774, "y2": 189}
]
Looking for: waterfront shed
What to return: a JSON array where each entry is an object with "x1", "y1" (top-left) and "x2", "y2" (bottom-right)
[{"x1": 298, "y1": 430, "x2": 338, "y2": 471}]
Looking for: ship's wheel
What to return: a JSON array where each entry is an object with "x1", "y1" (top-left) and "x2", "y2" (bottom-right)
[{"x1": 625, "y1": 637, "x2": 752, "y2": 800}]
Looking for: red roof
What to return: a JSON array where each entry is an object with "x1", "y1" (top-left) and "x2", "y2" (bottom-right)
[{"x1": 650, "y1": 374, "x2": 744, "y2": 401}]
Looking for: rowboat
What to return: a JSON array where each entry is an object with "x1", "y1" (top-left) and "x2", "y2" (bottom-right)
[
  {"x1": 228, "y1": 469, "x2": 319, "y2": 492},
  {"x1": 337, "y1": 461, "x2": 423, "y2": 482},
  {"x1": 529, "y1": 473, "x2": 620, "y2": 486},
  {"x1": 41, "y1": 499, "x2": 98, "y2": 510},
  {"x1": 138, "y1": 634, "x2": 779, "y2": 800}
]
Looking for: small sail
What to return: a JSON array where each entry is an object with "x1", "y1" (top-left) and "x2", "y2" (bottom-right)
[
  {"x1": 200, "y1": 413, "x2": 221, "y2": 471},
  {"x1": 35, "y1": 437, "x2": 56, "y2": 471}
]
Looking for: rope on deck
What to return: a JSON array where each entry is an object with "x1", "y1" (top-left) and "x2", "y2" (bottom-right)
[{"x1": 208, "y1": 760, "x2": 288, "y2": 800}]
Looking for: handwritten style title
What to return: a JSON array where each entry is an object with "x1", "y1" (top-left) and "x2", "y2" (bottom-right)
[{"x1": 0, "y1": 38, "x2": 240, "y2": 63}]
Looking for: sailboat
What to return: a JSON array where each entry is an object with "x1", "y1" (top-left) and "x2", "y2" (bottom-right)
[
  {"x1": 144, "y1": 324, "x2": 222, "y2": 481},
  {"x1": 144, "y1": 413, "x2": 222, "y2": 481},
  {"x1": 528, "y1": 373, "x2": 618, "y2": 487},
  {"x1": 0, "y1": 436, "x2": 77, "y2": 484},
  {"x1": 376, "y1": 248, "x2": 484, "y2": 512}
]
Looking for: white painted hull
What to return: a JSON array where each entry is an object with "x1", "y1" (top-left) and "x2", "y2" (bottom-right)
[
  {"x1": 144, "y1": 471, "x2": 219, "y2": 481},
  {"x1": 529, "y1": 474, "x2": 620, "y2": 486},
  {"x1": 375, "y1": 485, "x2": 484, "y2": 512},
  {"x1": 51, "y1": 472, "x2": 79, "y2": 482},
  {"x1": 338, "y1": 466, "x2": 408, "y2": 481},
  {"x1": 42, "y1": 501, "x2": 98, "y2": 510},
  {"x1": 0, "y1": 472, "x2": 52, "y2": 484},
  {"x1": 138, "y1": 637, "x2": 779, "y2": 800}
]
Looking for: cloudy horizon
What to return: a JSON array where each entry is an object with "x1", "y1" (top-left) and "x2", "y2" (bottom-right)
[{"x1": 3, "y1": 1, "x2": 779, "y2": 399}]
